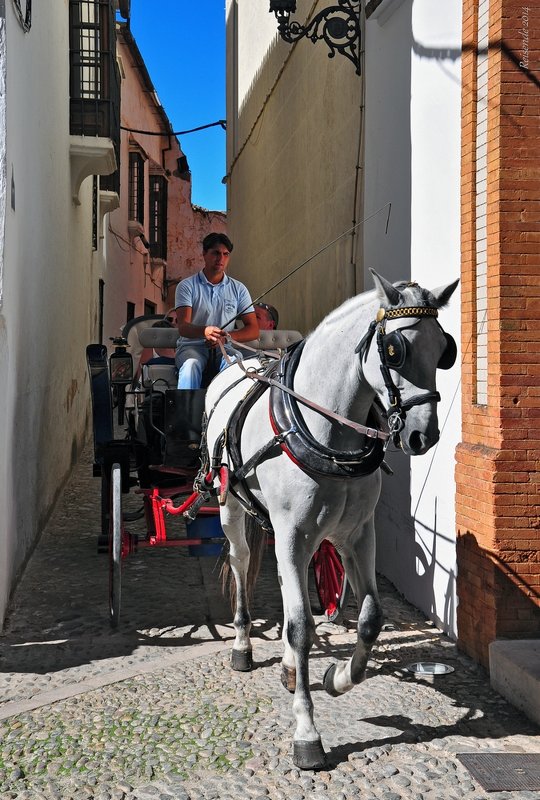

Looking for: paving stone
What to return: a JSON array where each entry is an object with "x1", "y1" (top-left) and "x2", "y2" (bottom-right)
[{"x1": 0, "y1": 442, "x2": 538, "y2": 800}]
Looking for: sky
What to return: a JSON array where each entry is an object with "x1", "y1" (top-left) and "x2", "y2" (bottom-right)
[{"x1": 128, "y1": 1, "x2": 227, "y2": 212}]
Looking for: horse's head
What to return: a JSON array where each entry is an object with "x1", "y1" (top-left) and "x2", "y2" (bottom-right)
[{"x1": 358, "y1": 269, "x2": 459, "y2": 456}]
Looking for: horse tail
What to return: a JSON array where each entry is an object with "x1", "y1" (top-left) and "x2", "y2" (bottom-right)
[{"x1": 221, "y1": 513, "x2": 267, "y2": 611}]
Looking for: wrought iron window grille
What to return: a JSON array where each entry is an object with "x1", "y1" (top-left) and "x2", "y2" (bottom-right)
[
  {"x1": 69, "y1": 0, "x2": 121, "y2": 193},
  {"x1": 128, "y1": 152, "x2": 145, "y2": 226},
  {"x1": 149, "y1": 175, "x2": 168, "y2": 261}
]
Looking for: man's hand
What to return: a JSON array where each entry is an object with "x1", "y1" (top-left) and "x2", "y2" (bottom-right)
[{"x1": 204, "y1": 326, "x2": 226, "y2": 346}]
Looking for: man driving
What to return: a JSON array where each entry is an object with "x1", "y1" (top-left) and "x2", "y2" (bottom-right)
[{"x1": 174, "y1": 233, "x2": 259, "y2": 389}]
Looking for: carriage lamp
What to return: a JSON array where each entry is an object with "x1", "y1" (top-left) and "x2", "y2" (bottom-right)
[
  {"x1": 109, "y1": 337, "x2": 133, "y2": 385},
  {"x1": 269, "y1": 0, "x2": 361, "y2": 75}
]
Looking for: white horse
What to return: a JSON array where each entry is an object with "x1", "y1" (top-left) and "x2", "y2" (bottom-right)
[{"x1": 203, "y1": 270, "x2": 458, "y2": 769}]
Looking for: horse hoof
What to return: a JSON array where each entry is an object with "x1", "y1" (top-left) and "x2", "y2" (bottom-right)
[
  {"x1": 280, "y1": 664, "x2": 296, "y2": 693},
  {"x1": 231, "y1": 649, "x2": 252, "y2": 672},
  {"x1": 293, "y1": 739, "x2": 327, "y2": 770},
  {"x1": 323, "y1": 662, "x2": 342, "y2": 697}
]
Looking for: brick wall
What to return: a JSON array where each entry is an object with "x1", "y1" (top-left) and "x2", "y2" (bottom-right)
[{"x1": 456, "y1": 0, "x2": 540, "y2": 668}]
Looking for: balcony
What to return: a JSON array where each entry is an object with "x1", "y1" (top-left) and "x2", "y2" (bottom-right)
[{"x1": 69, "y1": 0, "x2": 120, "y2": 203}]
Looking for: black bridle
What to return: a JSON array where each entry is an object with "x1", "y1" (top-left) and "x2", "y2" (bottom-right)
[{"x1": 355, "y1": 305, "x2": 456, "y2": 445}]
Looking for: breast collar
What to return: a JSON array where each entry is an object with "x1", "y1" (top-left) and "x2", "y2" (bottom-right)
[{"x1": 269, "y1": 340, "x2": 386, "y2": 479}]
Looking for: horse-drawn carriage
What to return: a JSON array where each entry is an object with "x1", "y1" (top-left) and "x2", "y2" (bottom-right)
[
  {"x1": 86, "y1": 316, "x2": 350, "y2": 628},
  {"x1": 86, "y1": 270, "x2": 458, "y2": 770}
]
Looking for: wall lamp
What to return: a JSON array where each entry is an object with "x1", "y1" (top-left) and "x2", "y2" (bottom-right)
[{"x1": 269, "y1": 0, "x2": 361, "y2": 74}]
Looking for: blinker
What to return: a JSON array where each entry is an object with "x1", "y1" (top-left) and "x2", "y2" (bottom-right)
[
  {"x1": 383, "y1": 331, "x2": 407, "y2": 369},
  {"x1": 382, "y1": 328, "x2": 457, "y2": 371},
  {"x1": 439, "y1": 332, "x2": 457, "y2": 370}
]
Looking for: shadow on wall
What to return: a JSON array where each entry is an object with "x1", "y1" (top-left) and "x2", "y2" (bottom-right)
[
  {"x1": 456, "y1": 531, "x2": 540, "y2": 668},
  {"x1": 375, "y1": 458, "x2": 457, "y2": 638},
  {"x1": 229, "y1": 10, "x2": 370, "y2": 331},
  {"x1": 363, "y1": 1, "x2": 413, "y2": 283}
]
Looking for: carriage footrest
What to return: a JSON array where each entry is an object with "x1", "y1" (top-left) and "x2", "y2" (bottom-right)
[
  {"x1": 97, "y1": 532, "x2": 139, "y2": 554},
  {"x1": 162, "y1": 389, "x2": 205, "y2": 468}
]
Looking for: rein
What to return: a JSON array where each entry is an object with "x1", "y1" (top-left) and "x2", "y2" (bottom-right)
[
  {"x1": 219, "y1": 340, "x2": 389, "y2": 442},
  {"x1": 208, "y1": 299, "x2": 444, "y2": 489}
]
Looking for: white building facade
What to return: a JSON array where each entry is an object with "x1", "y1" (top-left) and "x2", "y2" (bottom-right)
[
  {"x1": 0, "y1": 1, "x2": 119, "y2": 627},
  {"x1": 363, "y1": 0, "x2": 462, "y2": 635},
  {"x1": 226, "y1": 0, "x2": 462, "y2": 635}
]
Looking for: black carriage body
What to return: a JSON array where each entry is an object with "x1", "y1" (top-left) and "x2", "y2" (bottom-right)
[{"x1": 85, "y1": 323, "x2": 346, "y2": 630}]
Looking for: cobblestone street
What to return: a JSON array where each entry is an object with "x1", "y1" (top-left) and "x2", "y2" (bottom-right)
[{"x1": 0, "y1": 444, "x2": 538, "y2": 800}]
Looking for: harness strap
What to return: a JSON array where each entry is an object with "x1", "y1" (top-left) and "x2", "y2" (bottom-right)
[
  {"x1": 233, "y1": 429, "x2": 294, "y2": 482},
  {"x1": 205, "y1": 372, "x2": 261, "y2": 430},
  {"x1": 223, "y1": 363, "x2": 277, "y2": 529},
  {"x1": 401, "y1": 391, "x2": 441, "y2": 411},
  {"x1": 376, "y1": 326, "x2": 401, "y2": 408},
  {"x1": 221, "y1": 340, "x2": 389, "y2": 441},
  {"x1": 227, "y1": 484, "x2": 272, "y2": 531}
]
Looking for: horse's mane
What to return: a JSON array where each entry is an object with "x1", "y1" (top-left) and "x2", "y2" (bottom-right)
[
  {"x1": 308, "y1": 280, "x2": 439, "y2": 340},
  {"x1": 387, "y1": 281, "x2": 438, "y2": 308},
  {"x1": 308, "y1": 289, "x2": 378, "y2": 337}
]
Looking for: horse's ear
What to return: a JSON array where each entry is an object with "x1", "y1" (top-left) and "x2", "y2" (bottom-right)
[
  {"x1": 431, "y1": 278, "x2": 459, "y2": 309},
  {"x1": 369, "y1": 268, "x2": 403, "y2": 307}
]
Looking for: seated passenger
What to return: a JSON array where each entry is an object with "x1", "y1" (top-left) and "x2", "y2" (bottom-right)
[
  {"x1": 144, "y1": 320, "x2": 176, "y2": 367},
  {"x1": 135, "y1": 319, "x2": 176, "y2": 385},
  {"x1": 174, "y1": 233, "x2": 259, "y2": 389},
  {"x1": 254, "y1": 302, "x2": 279, "y2": 331}
]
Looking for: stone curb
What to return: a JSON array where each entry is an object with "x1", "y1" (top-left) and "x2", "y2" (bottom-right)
[{"x1": 0, "y1": 640, "x2": 229, "y2": 721}]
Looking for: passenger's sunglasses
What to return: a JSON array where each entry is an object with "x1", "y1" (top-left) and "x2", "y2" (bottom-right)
[{"x1": 256, "y1": 303, "x2": 278, "y2": 325}]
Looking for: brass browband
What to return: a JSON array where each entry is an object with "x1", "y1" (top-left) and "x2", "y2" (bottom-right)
[{"x1": 376, "y1": 306, "x2": 439, "y2": 322}]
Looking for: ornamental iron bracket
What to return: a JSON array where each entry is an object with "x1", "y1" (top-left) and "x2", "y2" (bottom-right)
[
  {"x1": 270, "y1": 0, "x2": 361, "y2": 75},
  {"x1": 12, "y1": 0, "x2": 31, "y2": 32}
]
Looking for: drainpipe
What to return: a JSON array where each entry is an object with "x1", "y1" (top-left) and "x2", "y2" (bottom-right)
[{"x1": 349, "y1": 8, "x2": 367, "y2": 297}]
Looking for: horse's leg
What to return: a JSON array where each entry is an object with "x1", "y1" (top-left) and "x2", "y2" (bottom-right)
[
  {"x1": 277, "y1": 561, "x2": 297, "y2": 692},
  {"x1": 275, "y1": 536, "x2": 327, "y2": 770},
  {"x1": 220, "y1": 500, "x2": 253, "y2": 672},
  {"x1": 323, "y1": 517, "x2": 383, "y2": 696}
]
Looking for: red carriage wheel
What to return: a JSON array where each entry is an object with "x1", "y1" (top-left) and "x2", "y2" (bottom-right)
[
  {"x1": 109, "y1": 463, "x2": 123, "y2": 628},
  {"x1": 312, "y1": 540, "x2": 351, "y2": 623}
]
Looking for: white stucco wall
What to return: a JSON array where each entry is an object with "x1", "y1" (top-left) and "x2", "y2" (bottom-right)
[
  {"x1": 0, "y1": 5, "x2": 8, "y2": 623},
  {"x1": 0, "y1": 4, "x2": 101, "y2": 626},
  {"x1": 226, "y1": 1, "x2": 362, "y2": 330},
  {"x1": 226, "y1": 0, "x2": 462, "y2": 637},
  {"x1": 364, "y1": 0, "x2": 462, "y2": 636}
]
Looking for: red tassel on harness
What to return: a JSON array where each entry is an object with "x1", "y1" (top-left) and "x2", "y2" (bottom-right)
[{"x1": 218, "y1": 465, "x2": 229, "y2": 505}]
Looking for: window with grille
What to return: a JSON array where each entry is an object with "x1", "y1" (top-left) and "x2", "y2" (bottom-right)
[
  {"x1": 72, "y1": 1, "x2": 100, "y2": 99},
  {"x1": 69, "y1": 0, "x2": 120, "y2": 193},
  {"x1": 70, "y1": 1, "x2": 119, "y2": 134},
  {"x1": 149, "y1": 175, "x2": 168, "y2": 260},
  {"x1": 128, "y1": 153, "x2": 145, "y2": 225}
]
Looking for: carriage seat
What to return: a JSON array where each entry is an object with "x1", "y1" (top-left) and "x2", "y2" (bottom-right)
[
  {"x1": 241, "y1": 329, "x2": 303, "y2": 356},
  {"x1": 141, "y1": 363, "x2": 177, "y2": 390},
  {"x1": 138, "y1": 327, "x2": 178, "y2": 390},
  {"x1": 137, "y1": 326, "x2": 304, "y2": 390},
  {"x1": 138, "y1": 326, "x2": 178, "y2": 351}
]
